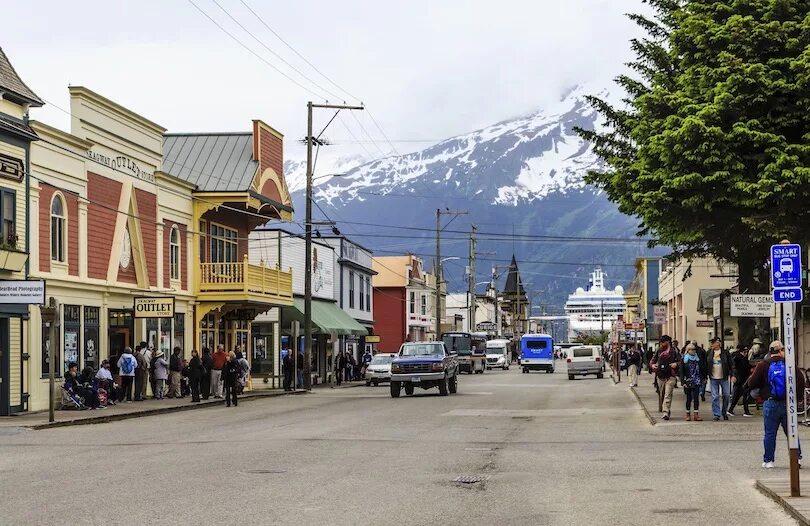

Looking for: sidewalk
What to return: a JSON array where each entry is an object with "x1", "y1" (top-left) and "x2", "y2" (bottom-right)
[
  {"x1": 0, "y1": 388, "x2": 302, "y2": 430},
  {"x1": 756, "y1": 478, "x2": 810, "y2": 525}
]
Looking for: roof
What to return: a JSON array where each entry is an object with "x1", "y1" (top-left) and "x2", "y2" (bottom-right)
[
  {"x1": 503, "y1": 255, "x2": 526, "y2": 297},
  {"x1": 696, "y1": 288, "x2": 737, "y2": 312},
  {"x1": 0, "y1": 112, "x2": 38, "y2": 141},
  {"x1": 163, "y1": 133, "x2": 258, "y2": 192},
  {"x1": 0, "y1": 47, "x2": 43, "y2": 107}
]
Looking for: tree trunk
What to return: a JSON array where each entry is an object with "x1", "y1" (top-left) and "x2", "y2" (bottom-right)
[{"x1": 735, "y1": 250, "x2": 768, "y2": 346}]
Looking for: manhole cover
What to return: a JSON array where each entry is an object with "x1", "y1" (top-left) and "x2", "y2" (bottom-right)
[
  {"x1": 452, "y1": 474, "x2": 490, "y2": 484},
  {"x1": 243, "y1": 469, "x2": 287, "y2": 474}
]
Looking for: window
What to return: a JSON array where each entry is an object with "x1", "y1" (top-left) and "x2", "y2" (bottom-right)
[
  {"x1": 169, "y1": 225, "x2": 180, "y2": 281},
  {"x1": 0, "y1": 188, "x2": 15, "y2": 248},
  {"x1": 210, "y1": 224, "x2": 238, "y2": 263},
  {"x1": 63, "y1": 305, "x2": 80, "y2": 372},
  {"x1": 409, "y1": 291, "x2": 415, "y2": 314},
  {"x1": 84, "y1": 307, "x2": 100, "y2": 372},
  {"x1": 358, "y1": 273, "x2": 364, "y2": 311},
  {"x1": 50, "y1": 194, "x2": 66, "y2": 262},
  {"x1": 421, "y1": 294, "x2": 427, "y2": 316},
  {"x1": 349, "y1": 271, "x2": 355, "y2": 309},
  {"x1": 199, "y1": 220, "x2": 207, "y2": 263},
  {"x1": 365, "y1": 277, "x2": 371, "y2": 312}
]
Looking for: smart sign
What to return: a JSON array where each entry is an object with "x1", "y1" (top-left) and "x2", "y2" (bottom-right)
[{"x1": 771, "y1": 243, "x2": 802, "y2": 289}]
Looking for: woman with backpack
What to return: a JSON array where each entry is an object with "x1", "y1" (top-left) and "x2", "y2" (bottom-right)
[
  {"x1": 679, "y1": 344, "x2": 706, "y2": 421},
  {"x1": 747, "y1": 341, "x2": 803, "y2": 468}
]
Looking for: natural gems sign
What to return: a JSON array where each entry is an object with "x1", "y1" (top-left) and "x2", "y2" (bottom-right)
[
  {"x1": 729, "y1": 294, "x2": 776, "y2": 318},
  {"x1": 133, "y1": 297, "x2": 175, "y2": 318}
]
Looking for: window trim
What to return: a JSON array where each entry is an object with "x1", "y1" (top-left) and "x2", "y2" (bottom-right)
[
  {"x1": 421, "y1": 294, "x2": 427, "y2": 316},
  {"x1": 50, "y1": 192, "x2": 67, "y2": 263},
  {"x1": 409, "y1": 291, "x2": 415, "y2": 314},
  {"x1": 169, "y1": 225, "x2": 181, "y2": 282},
  {"x1": 0, "y1": 187, "x2": 16, "y2": 250},
  {"x1": 209, "y1": 221, "x2": 238, "y2": 264},
  {"x1": 349, "y1": 270, "x2": 355, "y2": 309}
]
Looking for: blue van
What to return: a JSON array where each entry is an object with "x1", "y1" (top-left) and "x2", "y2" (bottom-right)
[{"x1": 520, "y1": 334, "x2": 554, "y2": 373}]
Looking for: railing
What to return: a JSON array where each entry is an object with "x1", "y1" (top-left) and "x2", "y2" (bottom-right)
[{"x1": 199, "y1": 256, "x2": 293, "y2": 301}]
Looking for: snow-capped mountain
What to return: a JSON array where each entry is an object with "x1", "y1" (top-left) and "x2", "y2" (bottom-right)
[{"x1": 287, "y1": 86, "x2": 658, "y2": 307}]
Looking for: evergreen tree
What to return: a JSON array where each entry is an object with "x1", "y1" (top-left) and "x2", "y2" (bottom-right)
[{"x1": 577, "y1": 0, "x2": 810, "y2": 342}]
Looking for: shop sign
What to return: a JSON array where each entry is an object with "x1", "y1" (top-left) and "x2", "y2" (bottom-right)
[
  {"x1": 0, "y1": 154, "x2": 24, "y2": 182},
  {"x1": 87, "y1": 149, "x2": 155, "y2": 183},
  {"x1": 0, "y1": 279, "x2": 45, "y2": 304},
  {"x1": 729, "y1": 294, "x2": 775, "y2": 318},
  {"x1": 712, "y1": 297, "x2": 721, "y2": 318},
  {"x1": 133, "y1": 297, "x2": 175, "y2": 318},
  {"x1": 696, "y1": 320, "x2": 714, "y2": 328},
  {"x1": 365, "y1": 335, "x2": 380, "y2": 343},
  {"x1": 653, "y1": 305, "x2": 666, "y2": 325},
  {"x1": 476, "y1": 321, "x2": 497, "y2": 332}
]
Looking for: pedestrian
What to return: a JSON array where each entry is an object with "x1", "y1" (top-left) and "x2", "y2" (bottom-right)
[
  {"x1": 152, "y1": 350, "x2": 169, "y2": 400},
  {"x1": 651, "y1": 335, "x2": 679, "y2": 420},
  {"x1": 706, "y1": 337, "x2": 732, "y2": 421},
  {"x1": 345, "y1": 351, "x2": 354, "y2": 382},
  {"x1": 334, "y1": 350, "x2": 344, "y2": 386},
  {"x1": 133, "y1": 343, "x2": 148, "y2": 402},
  {"x1": 221, "y1": 351, "x2": 240, "y2": 407},
  {"x1": 748, "y1": 337, "x2": 764, "y2": 362},
  {"x1": 695, "y1": 343, "x2": 708, "y2": 401},
  {"x1": 235, "y1": 350, "x2": 250, "y2": 394},
  {"x1": 361, "y1": 348, "x2": 373, "y2": 379},
  {"x1": 644, "y1": 346, "x2": 654, "y2": 372},
  {"x1": 728, "y1": 343, "x2": 753, "y2": 417},
  {"x1": 747, "y1": 341, "x2": 803, "y2": 468},
  {"x1": 627, "y1": 345, "x2": 641, "y2": 387},
  {"x1": 282, "y1": 350, "x2": 294, "y2": 391},
  {"x1": 109, "y1": 349, "x2": 121, "y2": 389},
  {"x1": 165, "y1": 346, "x2": 182, "y2": 398},
  {"x1": 116, "y1": 346, "x2": 138, "y2": 403},
  {"x1": 188, "y1": 350, "x2": 203, "y2": 403},
  {"x1": 201, "y1": 348, "x2": 213, "y2": 400},
  {"x1": 297, "y1": 349, "x2": 305, "y2": 388},
  {"x1": 679, "y1": 344, "x2": 706, "y2": 421},
  {"x1": 180, "y1": 359, "x2": 190, "y2": 397},
  {"x1": 95, "y1": 360, "x2": 119, "y2": 405},
  {"x1": 210, "y1": 345, "x2": 227, "y2": 398},
  {"x1": 142, "y1": 342, "x2": 153, "y2": 399}
]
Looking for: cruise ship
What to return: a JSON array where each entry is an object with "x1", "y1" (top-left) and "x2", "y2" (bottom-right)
[{"x1": 564, "y1": 268, "x2": 626, "y2": 340}]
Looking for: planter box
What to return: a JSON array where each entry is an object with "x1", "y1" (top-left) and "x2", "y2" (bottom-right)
[{"x1": 0, "y1": 249, "x2": 28, "y2": 272}]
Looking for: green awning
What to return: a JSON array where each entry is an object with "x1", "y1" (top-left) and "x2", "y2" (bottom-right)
[{"x1": 282, "y1": 298, "x2": 367, "y2": 336}]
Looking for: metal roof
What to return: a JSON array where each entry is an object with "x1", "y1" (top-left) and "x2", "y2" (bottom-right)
[
  {"x1": 162, "y1": 133, "x2": 258, "y2": 192},
  {"x1": 0, "y1": 47, "x2": 43, "y2": 107}
]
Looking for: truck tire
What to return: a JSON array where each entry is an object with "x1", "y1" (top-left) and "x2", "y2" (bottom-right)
[
  {"x1": 597, "y1": 373, "x2": 604, "y2": 379},
  {"x1": 568, "y1": 374, "x2": 574, "y2": 380},
  {"x1": 438, "y1": 376, "x2": 449, "y2": 396},
  {"x1": 390, "y1": 381, "x2": 401, "y2": 398},
  {"x1": 448, "y1": 374, "x2": 457, "y2": 394},
  {"x1": 404, "y1": 383, "x2": 414, "y2": 396}
]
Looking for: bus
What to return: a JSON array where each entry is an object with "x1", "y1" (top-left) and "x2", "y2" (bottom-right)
[
  {"x1": 520, "y1": 333, "x2": 555, "y2": 373},
  {"x1": 441, "y1": 332, "x2": 487, "y2": 374}
]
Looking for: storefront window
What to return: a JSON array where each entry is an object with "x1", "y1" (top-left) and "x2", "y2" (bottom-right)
[
  {"x1": 84, "y1": 307, "x2": 100, "y2": 372},
  {"x1": 251, "y1": 324, "x2": 273, "y2": 375},
  {"x1": 210, "y1": 224, "x2": 238, "y2": 263},
  {"x1": 160, "y1": 317, "x2": 172, "y2": 355},
  {"x1": 200, "y1": 313, "x2": 216, "y2": 352},
  {"x1": 41, "y1": 320, "x2": 60, "y2": 378},
  {"x1": 146, "y1": 318, "x2": 158, "y2": 351},
  {"x1": 174, "y1": 313, "x2": 185, "y2": 352},
  {"x1": 63, "y1": 305, "x2": 81, "y2": 372}
]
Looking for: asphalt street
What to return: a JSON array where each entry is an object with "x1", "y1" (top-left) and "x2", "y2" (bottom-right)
[{"x1": 0, "y1": 364, "x2": 797, "y2": 525}]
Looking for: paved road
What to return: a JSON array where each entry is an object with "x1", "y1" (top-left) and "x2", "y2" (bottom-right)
[{"x1": 0, "y1": 364, "x2": 796, "y2": 525}]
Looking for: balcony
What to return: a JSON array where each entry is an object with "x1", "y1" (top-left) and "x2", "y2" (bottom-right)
[{"x1": 198, "y1": 257, "x2": 293, "y2": 306}]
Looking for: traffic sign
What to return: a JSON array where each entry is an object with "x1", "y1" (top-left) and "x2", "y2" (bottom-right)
[
  {"x1": 771, "y1": 243, "x2": 803, "y2": 289},
  {"x1": 774, "y1": 288, "x2": 804, "y2": 303}
]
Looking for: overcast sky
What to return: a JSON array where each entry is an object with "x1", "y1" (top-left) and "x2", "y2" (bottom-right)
[{"x1": 4, "y1": 0, "x2": 643, "y2": 162}]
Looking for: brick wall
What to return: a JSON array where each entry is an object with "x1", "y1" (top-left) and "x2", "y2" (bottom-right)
[
  {"x1": 373, "y1": 287, "x2": 406, "y2": 353},
  {"x1": 134, "y1": 189, "x2": 157, "y2": 287},
  {"x1": 87, "y1": 173, "x2": 121, "y2": 280},
  {"x1": 163, "y1": 219, "x2": 188, "y2": 290},
  {"x1": 36, "y1": 184, "x2": 77, "y2": 274},
  {"x1": 38, "y1": 185, "x2": 52, "y2": 273}
]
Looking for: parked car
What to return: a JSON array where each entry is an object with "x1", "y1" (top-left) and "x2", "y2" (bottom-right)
[
  {"x1": 567, "y1": 345, "x2": 604, "y2": 380},
  {"x1": 390, "y1": 342, "x2": 459, "y2": 397},
  {"x1": 486, "y1": 339, "x2": 511, "y2": 370},
  {"x1": 365, "y1": 353, "x2": 395, "y2": 386}
]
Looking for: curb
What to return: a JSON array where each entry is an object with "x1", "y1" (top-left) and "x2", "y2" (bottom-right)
[
  {"x1": 630, "y1": 386, "x2": 657, "y2": 426},
  {"x1": 755, "y1": 480, "x2": 810, "y2": 526},
  {"x1": 29, "y1": 390, "x2": 307, "y2": 430}
]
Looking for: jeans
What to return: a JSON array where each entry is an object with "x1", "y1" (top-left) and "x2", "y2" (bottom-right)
[
  {"x1": 763, "y1": 398, "x2": 802, "y2": 463},
  {"x1": 684, "y1": 386, "x2": 700, "y2": 412},
  {"x1": 297, "y1": 370, "x2": 304, "y2": 388},
  {"x1": 710, "y1": 378, "x2": 730, "y2": 417}
]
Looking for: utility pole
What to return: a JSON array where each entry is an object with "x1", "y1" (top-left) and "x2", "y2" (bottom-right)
[
  {"x1": 468, "y1": 225, "x2": 477, "y2": 332},
  {"x1": 305, "y1": 101, "x2": 363, "y2": 390},
  {"x1": 41, "y1": 298, "x2": 59, "y2": 423},
  {"x1": 434, "y1": 208, "x2": 467, "y2": 339}
]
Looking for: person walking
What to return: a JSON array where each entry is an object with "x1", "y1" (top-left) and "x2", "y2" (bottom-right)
[
  {"x1": 651, "y1": 335, "x2": 679, "y2": 420},
  {"x1": 728, "y1": 343, "x2": 753, "y2": 417},
  {"x1": 748, "y1": 337, "x2": 764, "y2": 362},
  {"x1": 210, "y1": 345, "x2": 227, "y2": 398},
  {"x1": 116, "y1": 347, "x2": 138, "y2": 403},
  {"x1": 361, "y1": 349, "x2": 373, "y2": 379},
  {"x1": 152, "y1": 350, "x2": 169, "y2": 400},
  {"x1": 747, "y1": 341, "x2": 803, "y2": 468},
  {"x1": 141, "y1": 343, "x2": 153, "y2": 399},
  {"x1": 627, "y1": 345, "x2": 642, "y2": 387},
  {"x1": 235, "y1": 350, "x2": 250, "y2": 394},
  {"x1": 706, "y1": 337, "x2": 732, "y2": 421},
  {"x1": 679, "y1": 344, "x2": 706, "y2": 421},
  {"x1": 297, "y1": 349, "x2": 305, "y2": 388},
  {"x1": 200, "y1": 348, "x2": 213, "y2": 400},
  {"x1": 345, "y1": 351, "x2": 354, "y2": 382},
  {"x1": 133, "y1": 343, "x2": 148, "y2": 402},
  {"x1": 188, "y1": 349, "x2": 203, "y2": 403},
  {"x1": 221, "y1": 351, "x2": 240, "y2": 407},
  {"x1": 282, "y1": 351, "x2": 294, "y2": 391},
  {"x1": 334, "y1": 351, "x2": 344, "y2": 386},
  {"x1": 695, "y1": 344, "x2": 708, "y2": 401},
  {"x1": 166, "y1": 347, "x2": 183, "y2": 398}
]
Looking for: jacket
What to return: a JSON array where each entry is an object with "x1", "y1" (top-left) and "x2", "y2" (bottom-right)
[
  {"x1": 169, "y1": 353, "x2": 183, "y2": 372},
  {"x1": 222, "y1": 359, "x2": 240, "y2": 386},
  {"x1": 202, "y1": 354, "x2": 213, "y2": 373},
  {"x1": 628, "y1": 350, "x2": 641, "y2": 367},
  {"x1": 705, "y1": 348, "x2": 732, "y2": 380},
  {"x1": 679, "y1": 356, "x2": 707, "y2": 386},
  {"x1": 731, "y1": 351, "x2": 751, "y2": 380},
  {"x1": 651, "y1": 348, "x2": 680, "y2": 379},
  {"x1": 135, "y1": 351, "x2": 148, "y2": 375},
  {"x1": 117, "y1": 353, "x2": 137, "y2": 377},
  {"x1": 188, "y1": 356, "x2": 204, "y2": 379},
  {"x1": 747, "y1": 356, "x2": 804, "y2": 399},
  {"x1": 153, "y1": 357, "x2": 169, "y2": 381},
  {"x1": 211, "y1": 351, "x2": 227, "y2": 370}
]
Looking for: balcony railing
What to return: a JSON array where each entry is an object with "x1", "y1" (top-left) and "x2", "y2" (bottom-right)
[{"x1": 198, "y1": 256, "x2": 293, "y2": 304}]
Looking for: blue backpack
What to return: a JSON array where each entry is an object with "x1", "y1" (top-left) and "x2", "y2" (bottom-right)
[
  {"x1": 121, "y1": 356, "x2": 134, "y2": 375},
  {"x1": 768, "y1": 361, "x2": 786, "y2": 398}
]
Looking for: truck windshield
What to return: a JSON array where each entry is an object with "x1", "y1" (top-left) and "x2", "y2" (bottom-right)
[
  {"x1": 400, "y1": 344, "x2": 443, "y2": 356},
  {"x1": 442, "y1": 334, "x2": 471, "y2": 355}
]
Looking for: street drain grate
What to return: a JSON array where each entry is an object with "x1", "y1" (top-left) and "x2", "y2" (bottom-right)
[
  {"x1": 453, "y1": 475, "x2": 490, "y2": 484},
  {"x1": 243, "y1": 469, "x2": 287, "y2": 474}
]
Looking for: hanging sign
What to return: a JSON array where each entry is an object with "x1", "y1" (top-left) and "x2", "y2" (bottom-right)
[
  {"x1": 729, "y1": 294, "x2": 775, "y2": 317},
  {"x1": 133, "y1": 297, "x2": 175, "y2": 318}
]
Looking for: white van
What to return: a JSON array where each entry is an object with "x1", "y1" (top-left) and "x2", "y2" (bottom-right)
[
  {"x1": 566, "y1": 345, "x2": 604, "y2": 380},
  {"x1": 485, "y1": 339, "x2": 511, "y2": 370}
]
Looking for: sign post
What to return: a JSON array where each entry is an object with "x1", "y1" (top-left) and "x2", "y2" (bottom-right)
[{"x1": 771, "y1": 242, "x2": 802, "y2": 497}]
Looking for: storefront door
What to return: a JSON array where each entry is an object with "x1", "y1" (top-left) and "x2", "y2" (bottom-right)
[
  {"x1": 0, "y1": 318, "x2": 8, "y2": 416},
  {"x1": 108, "y1": 310, "x2": 134, "y2": 359}
]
